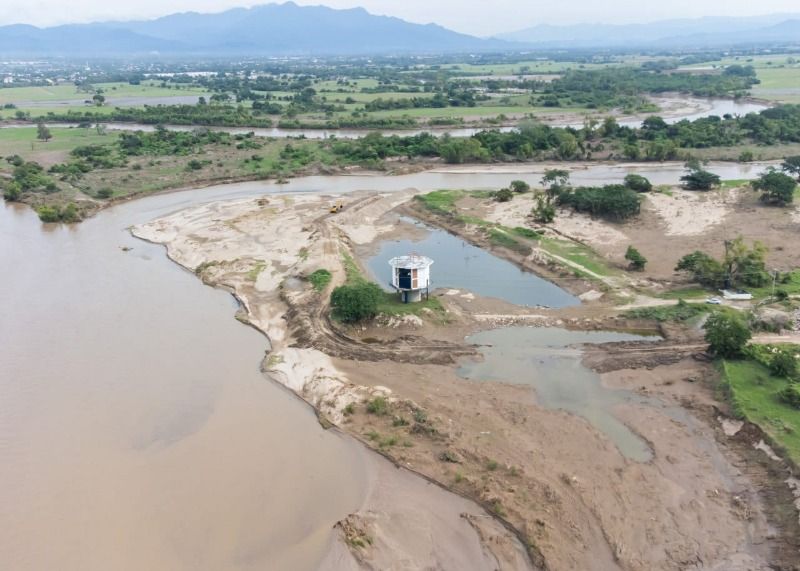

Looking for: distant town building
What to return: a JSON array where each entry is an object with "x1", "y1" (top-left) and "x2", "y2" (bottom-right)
[{"x1": 388, "y1": 254, "x2": 433, "y2": 303}]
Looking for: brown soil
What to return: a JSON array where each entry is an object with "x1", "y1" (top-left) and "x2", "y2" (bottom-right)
[{"x1": 134, "y1": 189, "x2": 799, "y2": 571}]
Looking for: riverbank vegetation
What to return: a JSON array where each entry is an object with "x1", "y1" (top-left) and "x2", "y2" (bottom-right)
[
  {"x1": 721, "y1": 346, "x2": 800, "y2": 466},
  {"x1": 2, "y1": 84, "x2": 800, "y2": 224}
]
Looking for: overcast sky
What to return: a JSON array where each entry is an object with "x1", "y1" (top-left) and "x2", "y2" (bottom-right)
[{"x1": 1, "y1": 0, "x2": 799, "y2": 36}]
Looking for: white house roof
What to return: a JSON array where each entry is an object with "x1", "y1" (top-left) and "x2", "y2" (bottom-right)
[{"x1": 388, "y1": 254, "x2": 433, "y2": 270}]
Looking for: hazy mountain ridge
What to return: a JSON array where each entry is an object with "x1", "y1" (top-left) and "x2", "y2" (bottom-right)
[
  {"x1": 0, "y1": 2, "x2": 507, "y2": 56},
  {"x1": 499, "y1": 14, "x2": 800, "y2": 47}
]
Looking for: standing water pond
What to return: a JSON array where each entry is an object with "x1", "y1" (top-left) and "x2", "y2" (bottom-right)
[
  {"x1": 365, "y1": 218, "x2": 579, "y2": 308},
  {"x1": 458, "y1": 327, "x2": 660, "y2": 462}
]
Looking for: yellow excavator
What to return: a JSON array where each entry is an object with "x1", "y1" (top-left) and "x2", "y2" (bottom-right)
[{"x1": 329, "y1": 201, "x2": 344, "y2": 214}]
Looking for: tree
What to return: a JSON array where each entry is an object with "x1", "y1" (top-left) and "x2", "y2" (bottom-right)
[
  {"x1": 623, "y1": 143, "x2": 641, "y2": 160},
  {"x1": 782, "y1": 155, "x2": 800, "y2": 180},
  {"x1": 557, "y1": 184, "x2": 641, "y2": 220},
  {"x1": 532, "y1": 194, "x2": 555, "y2": 223},
  {"x1": 36, "y1": 121, "x2": 52, "y2": 143},
  {"x1": 510, "y1": 180, "x2": 530, "y2": 193},
  {"x1": 625, "y1": 246, "x2": 647, "y2": 270},
  {"x1": 704, "y1": 312, "x2": 751, "y2": 358},
  {"x1": 92, "y1": 93, "x2": 105, "y2": 106},
  {"x1": 541, "y1": 169, "x2": 570, "y2": 189},
  {"x1": 770, "y1": 350, "x2": 798, "y2": 379},
  {"x1": 680, "y1": 160, "x2": 720, "y2": 190},
  {"x1": 541, "y1": 169, "x2": 570, "y2": 198},
  {"x1": 623, "y1": 174, "x2": 653, "y2": 193},
  {"x1": 331, "y1": 281, "x2": 383, "y2": 322},
  {"x1": 722, "y1": 237, "x2": 769, "y2": 288},
  {"x1": 494, "y1": 188, "x2": 513, "y2": 202},
  {"x1": 751, "y1": 167, "x2": 796, "y2": 206},
  {"x1": 676, "y1": 238, "x2": 769, "y2": 289},
  {"x1": 675, "y1": 251, "x2": 726, "y2": 287}
]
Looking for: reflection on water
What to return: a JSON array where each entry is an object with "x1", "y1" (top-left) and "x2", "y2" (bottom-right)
[
  {"x1": 365, "y1": 218, "x2": 578, "y2": 308},
  {"x1": 458, "y1": 327, "x2": 659, "y2": 462}
]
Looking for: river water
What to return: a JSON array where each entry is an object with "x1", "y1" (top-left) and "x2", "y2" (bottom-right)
[
  {"x1": 0, "y1": 159, "x2": 774, "y2": 570},
  {"x1": 0, "y1": 197, "x2": 367, "y2": 570}
]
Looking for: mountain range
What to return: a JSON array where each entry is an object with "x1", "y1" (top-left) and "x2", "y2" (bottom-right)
[
  {"x1": 499, "y1": 14, "x2": 800, "y2": 48},
  {"x1": 0, "y1": 2, "x2": 505, "y2": 56},
  {"x1": 0, "y1": 4, "x2": 799, "y2": 57}
]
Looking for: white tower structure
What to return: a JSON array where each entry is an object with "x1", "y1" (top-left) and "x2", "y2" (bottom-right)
[{"x1": 388, "y1": 254, "x2": 433, "y2": 303}]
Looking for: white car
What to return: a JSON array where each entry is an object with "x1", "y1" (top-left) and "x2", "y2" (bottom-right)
[{"x1": 706, "y1": 297, "x2": 722, "y2": 305}]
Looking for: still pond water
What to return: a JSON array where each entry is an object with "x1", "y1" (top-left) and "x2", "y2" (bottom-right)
[{"x1": 365, "y1": 217, "x2": 579, "y2": 308}]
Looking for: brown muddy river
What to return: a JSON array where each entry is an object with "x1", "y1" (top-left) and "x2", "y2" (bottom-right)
[
  {"x1": 0, "y1": 199, "x2": 366, "y2": 570},
  {"x1": 0, "y1": 161, "x2": 775, "y2": 570}
]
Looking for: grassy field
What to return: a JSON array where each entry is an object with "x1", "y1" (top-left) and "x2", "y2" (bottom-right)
[
  {"x1": 539, "y1": 236, "x2": 619, "y2": 278},
  {"x1": 721, "y1": 358, "x2": 800, "y2": 466},
  {"x1": 0, "y1": 81, "x2": 211, "y2": 119},
  {"x1": 680, "y1": 53, "x2": 800, "y2": 104},
  {"x1": 0, "y1": 105, "x2": 122, "y2": 120},
  {"x1": 0, "y1": 126, "x2": 119, "y2": 169},
  {"x1": 0, "y1": 81, "x2": 207, "y2": 104},
  {"x1": 751, "y1": 67, "x2": 800, "y2": 104},
  {"x1": 747, "y1": 270, "x2": 800, "y2": 299},
  {"x1": 437, "y1": 59, "x2": 639, "y2": 76}
]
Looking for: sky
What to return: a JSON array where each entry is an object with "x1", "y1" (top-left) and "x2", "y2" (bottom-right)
[{"x1": 1, "y1": 0, "x2": 799, "y2": 36}]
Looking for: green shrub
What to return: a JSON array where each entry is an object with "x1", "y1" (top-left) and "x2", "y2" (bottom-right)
[
  {"x1": 36, "y1": 206, "x2": 61, "y2": 223},
  {"x1": 623, "y1": 173, "x2": 653, "y2": 193},
  {"x1": 366, "y1": 396, "x2": 389, "y2": 416},
  {"x1": 331, "y1": 281, "x2": 383, "y2": 322},
  {"x1": 625, "y1": 299, "x2": 709, "y2": 322},
  {"x1": 494, "y1": 188, "x2": 514, "y2": 202},
  {"x1": 770, "y1": 350, "x2": 798, "y2": 379},
  {"x1": 778, "y1": 384, "x2": 800, "y2": 409},
  {"x1": 625, "y1": 245, "x2": 647, "y2": 271},
  {"x1": 186, "y1": 159, "x2": 204, "y2": 171},
  {"x1": 510, "y1": 180, "x2": 530, "y2": 193},
  {"x1": 704, "y1": 312, "x2": 751, "y2": 358},
  {"x1": 557, "y1": 184, "x2": 641, "y2": 220},
  {"x1": 681, "y1": 162, "x2": 721, "y2": 190},
  {"x1": 308, "y1": 269, "x2": 332, "y2": 292}
]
